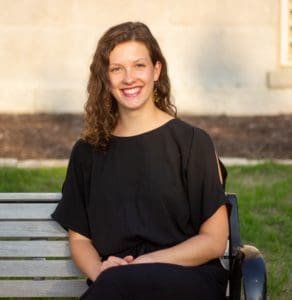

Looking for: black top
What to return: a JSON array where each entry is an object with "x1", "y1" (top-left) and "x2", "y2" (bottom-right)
[{"x1": 52, "y1": 119, "x2": 227, "y2": 259}]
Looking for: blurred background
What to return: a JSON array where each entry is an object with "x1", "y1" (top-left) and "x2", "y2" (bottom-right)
[
  {"x1": 0, "y1": 0, "x2": 291, "y2": 115},
  {"x1": 0, "y1": 0, "x2": 291, "y2": 160}
]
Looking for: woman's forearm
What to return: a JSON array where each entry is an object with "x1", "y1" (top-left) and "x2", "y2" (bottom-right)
[
  {"x1": 133, "y1": 205, "x2": 228, "y2": 266},
  {"x1": 69, "y1": 232, "x2": 102, "y2": 281},
  {"x1": 148, "y1": 233, "x2": 226, "y2": 266}
]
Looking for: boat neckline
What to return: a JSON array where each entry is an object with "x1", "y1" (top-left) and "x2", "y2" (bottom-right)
[{"x1": 111, "y1": 118, "x2": 178, "y2": 140}]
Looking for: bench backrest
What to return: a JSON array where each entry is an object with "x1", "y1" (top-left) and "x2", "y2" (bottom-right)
[{"x1": 0, "y1": 193, "x2": 87, "y2": 298}]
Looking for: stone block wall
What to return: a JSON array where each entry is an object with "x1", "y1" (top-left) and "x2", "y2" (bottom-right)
[{"x1": 0, "y1": 0, "x2": 291, "y2": 115}]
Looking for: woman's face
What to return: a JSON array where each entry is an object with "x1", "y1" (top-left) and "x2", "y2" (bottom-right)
[{"x1": 108, "y1": 41, "x2": 161, "y2": 114}]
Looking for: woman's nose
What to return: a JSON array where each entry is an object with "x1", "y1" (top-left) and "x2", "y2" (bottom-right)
[{"x1": 123, "y1": 68, "x2": 136, "y2": 84}]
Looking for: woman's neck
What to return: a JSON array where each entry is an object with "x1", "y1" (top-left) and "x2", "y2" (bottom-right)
[{"x1": 113, "y1": 107, "x2": 174, "y2": 137}]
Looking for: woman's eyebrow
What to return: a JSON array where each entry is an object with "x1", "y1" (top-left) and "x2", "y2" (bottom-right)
[
  {"x1": 109, "y1": 58, "x2": 148, "y2": 66},
  {"x1": 134, "y1": 58, "x2": 148, "y2": 62}
]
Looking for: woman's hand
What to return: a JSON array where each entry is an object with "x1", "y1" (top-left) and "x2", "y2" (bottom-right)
[
  {"x1": 69, "y1": 230, "x2": 135, "y2": 281},
  {"x1": 99, "y1": 255, "x2": 134, "y2": 273},
  {"x1": 100, "y1": 253, "x2": 155, "y2": 273},
  {"x1": 131, "y1": 253, "x2": 156, "y2": 264}
]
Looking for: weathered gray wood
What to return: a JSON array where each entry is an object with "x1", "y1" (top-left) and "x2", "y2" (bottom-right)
[
  {"x1": 0, "y1": 280, "x2": 87, "y2": 297},
  {"x1": 0, "y1": 203, "x2": 57, "y2": 219},
  {"x1": 0, "y1": 192, "x2": 88, "y2": 297},
  {"x1": 0, "y1": 260, "x2": 83, "y2": 277},
  {"x1": 0, "y1": 221, "x2": 67, "y2": 237},
  {"x1": 0, "y1": 240, "x2": 70, "y2": 257},
  {"x1": 0, "y1": 192, "x2": 61, "y2": 202}
]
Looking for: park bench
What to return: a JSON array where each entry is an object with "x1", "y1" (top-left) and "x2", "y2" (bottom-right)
[{"x1": 0, "y1": 192, "x2": 267, "y2": 299}]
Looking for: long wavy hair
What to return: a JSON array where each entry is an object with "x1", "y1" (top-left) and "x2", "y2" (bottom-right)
[{"x1": 82, "y1": 21, "x2": 177, "y2": 150}]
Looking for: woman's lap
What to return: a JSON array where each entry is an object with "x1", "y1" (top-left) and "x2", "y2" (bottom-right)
[{"x1": 80, "y1": 261, "x2": 228, "y2": 300}]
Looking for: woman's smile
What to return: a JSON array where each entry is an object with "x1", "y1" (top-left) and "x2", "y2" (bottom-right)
[{"x1": 121, "y1": 86, "x2": 142, "y2": 97}]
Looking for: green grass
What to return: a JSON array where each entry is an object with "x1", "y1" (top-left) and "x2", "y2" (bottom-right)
[
  {"x1": 0, "y1": 167, "x2": 66, "y2": 192},
  {"x1": 0, "y1": 163, "x2": 291, "y2": 299},
  {"x1": 226, "y1": 163, "x2": 292, "y2": 300}
]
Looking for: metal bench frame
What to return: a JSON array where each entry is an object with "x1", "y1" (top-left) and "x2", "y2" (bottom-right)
[{"x1": 0, "y1": 193, "x2": 267, "y2": 299}]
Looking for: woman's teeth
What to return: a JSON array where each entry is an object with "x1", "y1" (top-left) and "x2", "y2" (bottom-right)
[{"x1": 122, "y1": 87, "x2": 141, "y2": 96}]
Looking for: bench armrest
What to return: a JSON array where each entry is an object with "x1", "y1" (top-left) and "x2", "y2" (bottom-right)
[{"x1": 241, "y1": 245, "x2": 267, "y2": 300}]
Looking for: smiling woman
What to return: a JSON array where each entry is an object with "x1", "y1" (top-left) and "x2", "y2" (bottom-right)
[
  {"x1": 52, "y1": 22, "x2": 229, "y2": 300},
  {"x1": 81, "y1": 22, "x2": 176, "y2": 149}
]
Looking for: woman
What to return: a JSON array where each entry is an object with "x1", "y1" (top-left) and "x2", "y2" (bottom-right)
[{"x1": 52, "y1": 21, "x2": 229, "y2": 299}]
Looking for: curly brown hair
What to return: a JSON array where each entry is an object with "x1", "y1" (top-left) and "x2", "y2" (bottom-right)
[{"x1": 82, "y1": 21, "x2": 177, "y2": 150}]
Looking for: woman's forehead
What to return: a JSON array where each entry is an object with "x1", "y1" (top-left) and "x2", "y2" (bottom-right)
[{"x1": 109, "y1": 41, "x2": 151, "y2": 64}]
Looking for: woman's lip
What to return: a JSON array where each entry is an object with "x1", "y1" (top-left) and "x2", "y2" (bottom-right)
[{"x1": 121, "y1": 87, "x2": 142, "y2": 97}]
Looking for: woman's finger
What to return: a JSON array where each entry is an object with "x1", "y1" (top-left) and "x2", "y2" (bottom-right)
[
  {"x1": 123, "y1": 255, "x2": 134, "y2": 263},
  {"x1": 107, "y1": 256, "x2": 128, "y2": 265},
  {"x1": 99, "y1": 255, "x2": 132, "y2": 273}
]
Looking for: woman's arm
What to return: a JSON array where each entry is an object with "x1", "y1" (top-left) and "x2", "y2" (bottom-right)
[
  {"x1": 133, "y1": 152, "x2": 229, "y2": 267},
  {"x1": 69, "y1": 230, "x2": 102, "y2": 281},
  {"x1": 132, "y1": 204, "x2": 228, "y2": 266},
  {"x1": 69, "y1": 230, "x2": 133, "y2": 281}
]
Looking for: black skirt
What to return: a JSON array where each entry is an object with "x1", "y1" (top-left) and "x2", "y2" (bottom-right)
[{"x1": 80, "y1": 259, "x2": 228, "y2": 300}]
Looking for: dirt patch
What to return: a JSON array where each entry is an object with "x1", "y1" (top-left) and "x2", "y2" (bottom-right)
[
  {"x1": 0, "y1": 114, "x2": 291, "y2": 159},
  {"x1": 183, "y1": 115, "x2": 292, "y2": 159}
]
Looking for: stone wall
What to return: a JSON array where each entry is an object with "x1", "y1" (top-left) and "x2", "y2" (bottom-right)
[{"x1": 0, "y1": 0, "x2": 291, "y2": 115}]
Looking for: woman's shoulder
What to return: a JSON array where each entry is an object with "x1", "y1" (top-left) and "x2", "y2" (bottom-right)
[
  {"x1": 168, "y1": 119, "x2": 217, "y2": 157},
  {"x1": 168, "y1": 118, "x2": 212, "y2": 142},
  {"x1": 70, "y1": 138, "x2": 95, "y2": 164}
]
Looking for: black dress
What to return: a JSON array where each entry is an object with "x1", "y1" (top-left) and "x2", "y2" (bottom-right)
[{"x1": 52, "y1": 118, "x2": 228, "y2": 299}]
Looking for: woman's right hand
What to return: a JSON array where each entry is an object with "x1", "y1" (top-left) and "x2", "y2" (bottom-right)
[
  {"x1": 99, "y1": 255, "x2": 134, "y2": 273},
  {"x1": 69, "y1": 229, "x2": 135, "y2": 280}
]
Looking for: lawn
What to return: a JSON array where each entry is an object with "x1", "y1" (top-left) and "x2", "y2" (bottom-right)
[
  {"x1": 0, "y1": 167, "x2": 66, "y2": 192},
  {"x1": 226, "y1": 163, "x2": 292, "y2": 300},
  {"x1": 0, "y1": 163, "x2": 291, "y2": 299}
]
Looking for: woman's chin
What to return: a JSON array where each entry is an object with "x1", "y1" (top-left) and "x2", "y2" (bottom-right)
[{"x1": 118, "y1": 99, "x2": 149, "y2": 112}]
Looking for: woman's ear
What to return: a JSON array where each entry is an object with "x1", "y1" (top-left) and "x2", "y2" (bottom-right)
[{"x1": 153, "y1": 61, "x2": 162, "y2": 81}]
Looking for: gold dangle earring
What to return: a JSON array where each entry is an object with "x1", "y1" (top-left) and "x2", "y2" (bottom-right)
[
  {"x1": 153, "y1": 83, "x2": 160, "y2": 104},
  {"x1": 105, "y1": 95, "x2": 112, "y2": 112}
]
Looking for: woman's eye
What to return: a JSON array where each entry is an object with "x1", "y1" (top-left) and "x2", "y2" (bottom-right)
[
  {"x1": 110, "y1": 67, "x2": 122, "y2": 73},
  {"x1": 136, "y1": 63, "x2": 145, "y2": 68}
]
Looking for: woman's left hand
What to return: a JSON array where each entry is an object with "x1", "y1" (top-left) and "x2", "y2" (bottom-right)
[{"x1": 131, "y1": 253, "x2": 156, "y2": 264}]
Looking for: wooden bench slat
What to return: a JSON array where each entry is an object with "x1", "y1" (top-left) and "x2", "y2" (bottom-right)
[
  {"x1": 0, "y1": 192, "x2": 62, "y2": 202},
  {"x1": 0, "y1": 279, "x2": 87, "y2": 297},
  {"x1": 0, "y1": 193, "x2": 86, "y2": 297},
  {"x1": 0, "y1": 221, "x2": 67, "y2": 237},
  {"x1": 0, "y1": 203, "x2": 57, "y2": 219},
  {"x1": 0, "y1": 241, "x2": 70, "y2": 257},
  {"x1": 0, "y1": 260, "x2": 83, "y2": 277}
]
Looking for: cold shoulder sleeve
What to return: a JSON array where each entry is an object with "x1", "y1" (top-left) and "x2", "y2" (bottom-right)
[
  {"x1": 186, "y1": 128, "x2": 227, "y2": 232},
  {"x1": 52, "y1": 139, "x2": 92, "y2": 238}
]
